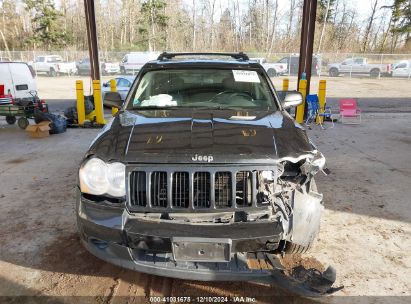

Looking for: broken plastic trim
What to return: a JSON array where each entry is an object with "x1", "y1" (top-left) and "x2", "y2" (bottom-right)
[{"x1": 264, "y1": 254, "x2": 344, "y2": 297}]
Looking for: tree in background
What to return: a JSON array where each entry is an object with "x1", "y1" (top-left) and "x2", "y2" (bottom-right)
[
  {"x1": 140, "y1": 0, "x2": 168, "y2": 51},
  {"x1": 386, "y1": 0, "x2": 411, "y2": 50},
  {"x1": 24, "y1": 0, "x2": 71, "y2": 50}
]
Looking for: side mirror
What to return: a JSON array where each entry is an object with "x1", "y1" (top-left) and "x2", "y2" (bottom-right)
[
  {"x1": 282, "y1": 92, "x2": 303, "y2": 109},
  {"x1": 103, "y1": 91, "x2": 123, "y2": 109}
]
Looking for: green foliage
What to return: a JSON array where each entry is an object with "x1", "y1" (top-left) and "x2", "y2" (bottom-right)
[
  {"x1": 317, "y1": 0, "x2": 336, "y2": 23},
  {"x1": 24, "y1": 0, "x2": 72, "y2": 50},
  {"x1": 390, "y1": 0, "x2": 411, "y2": 36},
  {"x1": 139, "y1": 0, "x2": 168, "y2": 50}
]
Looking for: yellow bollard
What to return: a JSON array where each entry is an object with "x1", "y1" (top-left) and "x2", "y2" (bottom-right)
[
  {"x1": 317, "y1": 80, "x2": 327, "y2": 124},
  {"x1": 93, "y1": 80, "x2": 105, "y2": 125},
  {"x1": 282, "y1": 78, "x2": 289, "y2": 91},
  {"x1": 76, "y1": 80, "x2": 85, "y2": 125},
  {"x1": 110, "y1": 79, "x2": 118, "y2": 116},
  {"x1": 296, "y1": 79, "x2": 307, "y2": 123}
]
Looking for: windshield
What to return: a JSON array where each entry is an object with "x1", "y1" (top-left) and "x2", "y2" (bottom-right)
[{"x1": 127, "y1": 68, "x2": 276, "y2": 110}]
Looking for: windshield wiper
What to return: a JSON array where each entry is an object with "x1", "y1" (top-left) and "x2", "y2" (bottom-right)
[{"x1": 132, "y1": 106, "x2": 180, "y2": 110}]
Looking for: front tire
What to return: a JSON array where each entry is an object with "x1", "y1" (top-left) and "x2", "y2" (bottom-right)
[
  {"x1": 370, "y1": 69, "x2": 380, "y2": 78},
  {"x1": 49, "y1": 68, "x2": 57, "y2": 77},
  {"x1": 329, "y1": 68, "x2": 339, "y2": 77},
  {"x1": 267, "y1": 68, "x2": 277, "y2": 77}
]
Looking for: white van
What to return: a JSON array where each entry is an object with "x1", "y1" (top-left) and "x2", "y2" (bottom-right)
[
  {"x1": 0, "y1": 62, "x2": 37, "y2": 103},
  {"x1": 120, "y1": 52, "x2": 160, "y2": 74}
]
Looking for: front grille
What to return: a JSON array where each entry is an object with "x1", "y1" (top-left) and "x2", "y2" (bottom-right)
[
  {"x1": 172, "y1": 172, "x2": 189, "y2": 208},
  {"x1": 193, "y1": 172, "x2": 210, "y2": 208},
  {"x1": 151, "y1": 171, "x2": 168, "y2": 207},
  {"x1": 236, "y1": 171, "x2": 252, "y2": 206},
  {"x1": 215, "y1": 172, "x2": 232, "y2": 208},
  {"x1": 130, "y1": 171, "x2": 147, "y2": 207},
  {"x1": 128, "y1": 166, "x2": 276, "y2": 212}
]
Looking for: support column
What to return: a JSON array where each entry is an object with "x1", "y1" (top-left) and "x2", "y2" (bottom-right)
[{"x1": 84, "y1": 0, "x2": 100, "y2": 81}]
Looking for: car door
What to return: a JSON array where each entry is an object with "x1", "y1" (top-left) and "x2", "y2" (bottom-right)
[
  {"x1": 116, "y1": 78, "x2": 132, "y2": 100},
  {"x1": 339, "y1": 59, "x2": 353, "y2": 73},
  {"x1": 10, "y1": 63, "x2": 37, "y2": 99},
  {"x1": 392, "y1": 62, "x2": 409, "y2": 77},
  {"x1": 352, "y1": 58, "x2": 365, "y2": 73},
  {"x1": 34, "y1": 56, "x2": 46, "y2": 72}
]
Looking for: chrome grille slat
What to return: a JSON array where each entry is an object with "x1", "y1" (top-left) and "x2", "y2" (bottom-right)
[{"x1": 128, "y1": 166, "x2": 275, "y2": 212}]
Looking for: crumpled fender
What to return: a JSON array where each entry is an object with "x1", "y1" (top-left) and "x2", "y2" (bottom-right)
[{"x1": 286, "y1": 187, "x2": 324, "y2": 247}]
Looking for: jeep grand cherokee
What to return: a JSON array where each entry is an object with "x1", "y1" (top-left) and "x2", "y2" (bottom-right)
[{"x1": 76, "y1": 52, "x2": 332, "y2": 292}]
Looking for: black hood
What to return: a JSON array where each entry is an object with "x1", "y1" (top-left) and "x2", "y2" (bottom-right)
[{"x1": 87, "y1": 109, "x2": 314, "y2": 164}]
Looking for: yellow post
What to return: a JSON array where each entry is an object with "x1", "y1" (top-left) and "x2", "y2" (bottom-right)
[
  {"x1": 317, "y1": 80, "x2": 327, "y2": 124},
  {"x1": 76, "y1": 80, "x2": 85, "y2": 125},
  {"x1": 296, "y1": 79, "x2": 307, "y2": 123},
  {"x1": 110, "y1": 79, "x2": 118, "y2": 116},
  {"x1": 282, "y1": 78, "x2": 289, "y2": 91},
  {"x1": 93, "y1": 80, "x2": 105, "y2": 125}
]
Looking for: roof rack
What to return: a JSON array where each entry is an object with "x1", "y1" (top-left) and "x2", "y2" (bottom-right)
[{"x1": 157, "y1": 52, "x2": 250, "y2": 61}]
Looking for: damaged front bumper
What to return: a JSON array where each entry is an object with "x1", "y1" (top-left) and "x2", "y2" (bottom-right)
[{"x1": 76, "y1": 189, "x2": 340, "y2": 296}]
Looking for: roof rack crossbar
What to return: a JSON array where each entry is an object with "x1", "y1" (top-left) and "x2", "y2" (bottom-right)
[{"x1": 157, "y1": 52, "x2": 249, "y2": 61}]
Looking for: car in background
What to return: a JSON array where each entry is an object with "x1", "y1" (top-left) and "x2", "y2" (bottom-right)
[
  {"x1": 29, "y1": 55, "x2": 77, "y2": 76},
  {"x1": 391, "y1": 60, "x2": 411, "y2": 78},
  {"x1": 250, "y1": 57, "x2": 287, "y2": 76},
  {"x1": 120, "y1": 52, "x2": 160, "y2": 74},
  {"x1": 327, "y1": 57, "x2": 391, "y2": 78},
  {"x1": 0, "y1": 62, "x2": 37, "y2": 104},
  {"x1": 102, "y1": 76, "x2": 135, "y2": 105},
  {"x1": 277, "y1": 55, "x2": 322, "y2": 76},
  {"x1": 76, "y1": 58, "x2": 120, "y2": 75}
]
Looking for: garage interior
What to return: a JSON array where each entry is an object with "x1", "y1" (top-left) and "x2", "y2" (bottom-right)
[{"x1": 0, "y1": 0, "x2": 410, "y2": 301}]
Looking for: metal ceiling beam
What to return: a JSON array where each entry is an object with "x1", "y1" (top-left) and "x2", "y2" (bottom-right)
[{"x1": 84, "y1": 0, "x2": 100, "y2": 81}]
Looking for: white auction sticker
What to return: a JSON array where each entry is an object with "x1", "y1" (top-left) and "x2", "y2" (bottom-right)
[{"x1": 232, "y1": 70, "x2": 260, "y2": 83}]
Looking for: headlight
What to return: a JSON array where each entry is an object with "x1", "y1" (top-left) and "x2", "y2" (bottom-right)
[
  {"x1": 312, "y1": 153, "x2": 326, "y2": 170},
  {"x1": 79, "y1": 158, "x2": 125, "y2": 197}
]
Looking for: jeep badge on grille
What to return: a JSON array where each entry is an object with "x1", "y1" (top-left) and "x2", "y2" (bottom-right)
[{"x1": 192, "y1": 154, "x2": 214, "y2": 162}]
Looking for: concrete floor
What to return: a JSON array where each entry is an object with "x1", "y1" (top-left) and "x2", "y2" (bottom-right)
[{"x1": 0, "y1": 113, "x2": 410, "y2": 302}]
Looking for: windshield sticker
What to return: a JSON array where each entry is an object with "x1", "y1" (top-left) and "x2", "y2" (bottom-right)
[{"x1": 232, "y1": 70, "x2": 260, "y2": 83}]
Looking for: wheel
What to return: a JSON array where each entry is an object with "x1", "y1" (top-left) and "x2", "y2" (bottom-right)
[
  {"x1": 284, "y1": 179, "x2": 318, "y2": 254},
  {"x1": 267, "y1": 68, "x2": 277, "y2": 77},
  {"x1": 329, "y1": 68, "x2": 339, "y2": 77},
  {"x1": 49, "y1": 68, "x2": 57, "y2": 77},
  {"x1": 370, "y1": 69, "x2": 380, "y2": 78},
  {"x1": 6, "y1": 116, "x2": 16, "y2": 125},
  {"x1": 17, "y1": 117, "x2": 29, "y2": 129},
  {"x1": 284, "y1": 242, "x2": 312, "y2": 254}
]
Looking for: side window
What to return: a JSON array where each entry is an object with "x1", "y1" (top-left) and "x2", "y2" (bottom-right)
[
  {"x1": 354, "y1": 58, "x2": 363, "y2": 64},
  {"x1": 396, "y1": 63, "x2": 407, "y2": 69},
  {"x1": 37, "y1": 57, "x2": 45, "y2": 62},
  {"x1": 278, "y1": 58, "x2": 288, "y2": 64},
  {"x1": 117, "y1": 78, "x2": 130, "y2": 87}
]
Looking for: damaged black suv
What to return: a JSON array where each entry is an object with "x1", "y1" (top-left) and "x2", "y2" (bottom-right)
[{"x1": 77, "y1": 53, "x2": 335, "y2": 295}]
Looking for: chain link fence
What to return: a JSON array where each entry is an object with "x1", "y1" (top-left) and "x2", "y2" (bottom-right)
[{"x1": 1, "y1": 50, "x2": 410, "y2": 78}]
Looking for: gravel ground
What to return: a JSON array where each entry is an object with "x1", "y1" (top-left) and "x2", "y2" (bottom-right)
[{"x1": 0, "y1": 112, "x2": 410, "y2": 302}]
